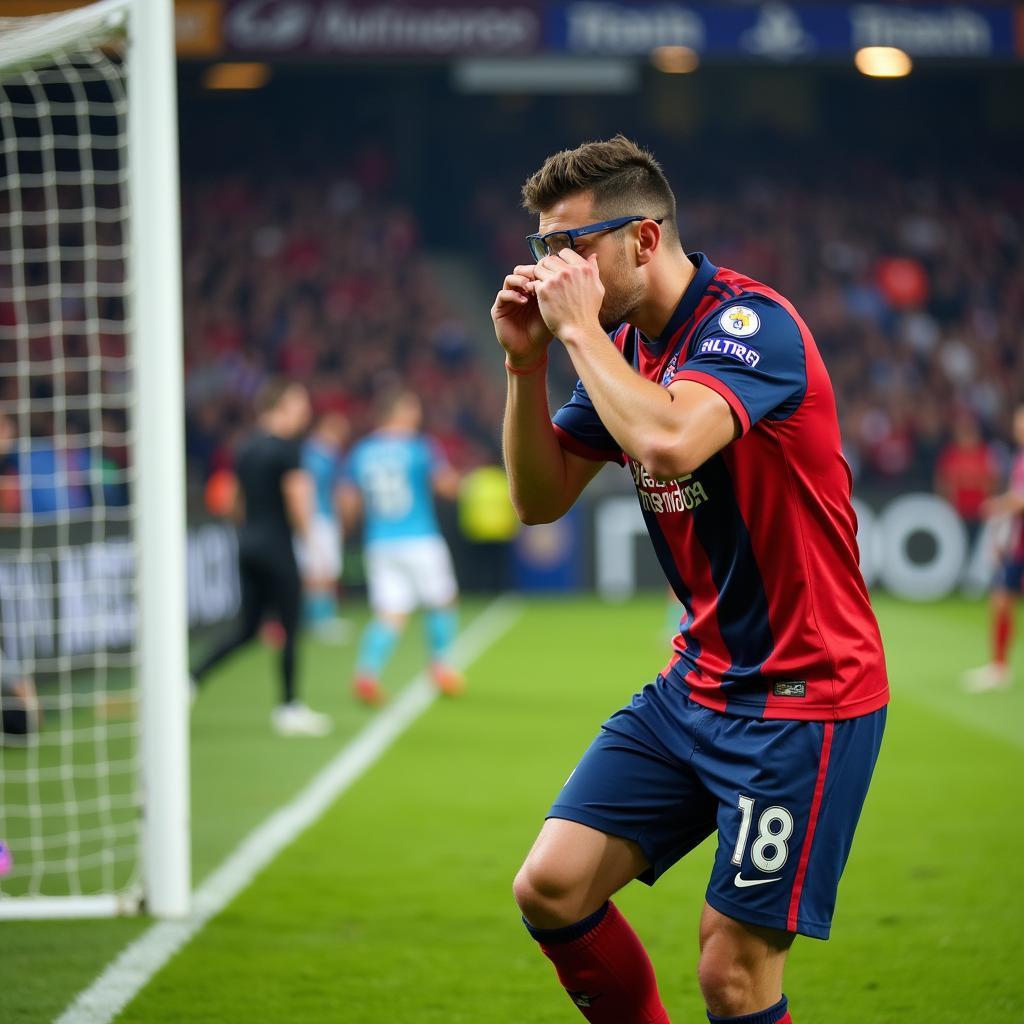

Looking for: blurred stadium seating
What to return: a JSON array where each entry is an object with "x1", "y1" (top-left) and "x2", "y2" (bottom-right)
[
  {"x1": 164, "y1": 60, "x2": 1024, "y2": 563},
  {"x1": 2, "y1": 5, "x2": 1021, "y2": 590}
]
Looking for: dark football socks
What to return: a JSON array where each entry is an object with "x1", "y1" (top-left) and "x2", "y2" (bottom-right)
[
  {"x1": 707, "y1": 995, "x2": 791, "y2": 1023},
  {"x1": 523, "y1": 900, "x2": 670, "y2": 1023}
]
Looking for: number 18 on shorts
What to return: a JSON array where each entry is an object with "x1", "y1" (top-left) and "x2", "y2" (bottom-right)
[{"x1": 548, "y1": 679, "x2": 886, "y2": 939}]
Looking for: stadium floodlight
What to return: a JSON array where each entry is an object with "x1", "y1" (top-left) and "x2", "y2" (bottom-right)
[
  {"x1": 854, "y1": 46, "x2": 913, "y2": 78},
  {"x1": 0, "y1": 0, "x2": 189, "y2": 919},
  {"x1": 202, "y1": 62, "x2": 272, "y2": 91},
  {"x1": 649, "y1": 46, "x2": 700, "y2": 75}
]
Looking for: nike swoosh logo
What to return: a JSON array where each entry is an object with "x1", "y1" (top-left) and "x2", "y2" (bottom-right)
[{"x1": 733, "y1": 873, "x2": 782, "y2": 888}]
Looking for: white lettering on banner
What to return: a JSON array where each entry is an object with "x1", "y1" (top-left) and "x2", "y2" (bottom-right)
[
  {"x1": 567, "y1": 2, "x2": 705, "y2": 53},
  {"x1": 226, "y1": 0, "x2": 538, "y2": 54},
  {"x1": 0, "y1": 525, "x2": 242, "y2": 667},
  {"x1": 850, "y1": 5, "x2": 992, "y2": 56},
  {"x1": 227, "y1": 0, "x2": 313, "y2": 49},
  {"x1": 853, "y1": 493, "x2": 968, "y2": 601},
  {"x1": 596, "y1": 491, "x2": 997, "y2": 602},
  {"x1": 187, "y1": 524, "x2": 242, "y2": 626},
  {"x1": 58, "y1": 540, "x2": 135, "y2": 656},
  {"x1": 0, "y1": 557, "x2": 55, "y2": 664},
  {"x1": 594, "y1": 496, "x2": 645, "y2": 601},
  {"x1": 739, "y1": 3, "x2": 815, "y2": 59}
]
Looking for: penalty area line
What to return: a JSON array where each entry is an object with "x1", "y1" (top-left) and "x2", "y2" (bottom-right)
[{"x1": 56, "y1": 596, "x2": 522, "y2": 1024}]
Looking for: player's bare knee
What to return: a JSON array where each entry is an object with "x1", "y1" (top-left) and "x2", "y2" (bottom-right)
[
  {"x1": 512, "y1": 864, "x2": 551, "y2": 921},
  {"x1": 512, "y1": 861, "x2": 564, "y2": 918},
  {"x1": 512, "y1": 858, "x2": 584, "y2": 925},
  {"x1": 696, "y1": 947, "x2": 756, "y2": 1017}
]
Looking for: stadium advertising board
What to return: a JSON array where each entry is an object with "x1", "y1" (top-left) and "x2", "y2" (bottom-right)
[
  {"x1": 11, "y1": 0, "x2": 1012, "y2": 59},
  {"x1": 216, "y1": 1, "x2": 1018, "y2": 59},
  {"x1": 556, "y1": 3, "x2": 1012, "y2": 58},
  {"x1": 593, "y1": 492, "x2": 999, "y2": 603},
  {"x1": 0, "y1": 498, "x2": 998, "y2": 664},
  {"x1": 221, "y1": 0, "x2": 543, "y2": 55},
  {"x1": 0, "y1": 523, "x2": 239, "y2": 666}
]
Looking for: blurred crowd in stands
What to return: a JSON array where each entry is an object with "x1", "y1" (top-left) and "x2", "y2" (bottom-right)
[
  {"x1": 476, "y1": 158, "x2": 1024, "y2": 529},
  {"x1": 1, "y1": 143, "x2": 1021, "y2": 528},
  {"x1": 181, "y1": 152, "x2": 504, "y2": 506},
  {"x1": 0, "y1": 178, "x2": 131, "y2": 518},
  {"x1": 184, "y1": 154, "x2": 1024, "y2": 523},
  {"x1": 703, "y1": 168, "x2": 1022, "y2": 518}
]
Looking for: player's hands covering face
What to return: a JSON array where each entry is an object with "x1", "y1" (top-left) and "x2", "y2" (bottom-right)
[
  {"x1": 533, "y1": 249, "x2": 605, "y2": 340},
  {"x1": 491, "y1": 264, "x2": 553, "y2": 370}
]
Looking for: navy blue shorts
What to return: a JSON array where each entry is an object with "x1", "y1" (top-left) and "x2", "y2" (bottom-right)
[
  {"x1": 999, "y1": 557, "x2": 1024, "y2": 593},
  {"x1": 548, "y1": 677, "x2": 885, "y2": 940}
]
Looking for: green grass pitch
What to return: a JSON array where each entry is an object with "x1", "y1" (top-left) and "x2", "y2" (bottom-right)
[{"x1": 1, "y1": 594, "x2": 1022, "y2": 1022}]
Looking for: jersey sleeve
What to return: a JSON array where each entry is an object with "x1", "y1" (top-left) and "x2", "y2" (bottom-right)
[
  {"x1": 669, "y1": 295, "x2": 807, "y2": 435},
  {"x1": 551, "y1": 379, "x2": 625, "y2": 465}
]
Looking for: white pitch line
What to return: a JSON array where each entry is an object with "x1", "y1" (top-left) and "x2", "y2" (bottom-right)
[{"x1": 55, "y1": 596, "x2": 521, "y2": 1024}]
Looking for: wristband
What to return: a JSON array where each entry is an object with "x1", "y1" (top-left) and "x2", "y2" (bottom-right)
[{"x1": 505, "y1": 354, "x2": 548, "y2": 376}]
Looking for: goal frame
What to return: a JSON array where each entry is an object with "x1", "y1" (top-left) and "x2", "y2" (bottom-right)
[{"x1": 0, "y1": 0, "x2": 189, "y2": 920}]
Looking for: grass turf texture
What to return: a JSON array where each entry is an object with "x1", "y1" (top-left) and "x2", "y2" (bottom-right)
[{"x1": 1, "y1": 595, "x2": 1021, "y2": 1022}]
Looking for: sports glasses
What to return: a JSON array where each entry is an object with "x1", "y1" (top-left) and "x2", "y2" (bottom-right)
[{"x1": 526, "y1": 215, "x2": 663, "y2": 262}]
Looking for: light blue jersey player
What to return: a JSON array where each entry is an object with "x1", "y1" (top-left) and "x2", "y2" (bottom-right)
[
  {"x1": 341, "y1": 390, "x2": 462, "y2": 704},
  {"x1": 297, "y1": 411, "x2": 349, "y2": 641}
]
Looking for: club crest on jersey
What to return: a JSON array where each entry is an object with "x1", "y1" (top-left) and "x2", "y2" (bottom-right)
[
  {"x1": 698, "y1": 337, "x2": 761, "y2": 368},
  {"x1": 719, "y1": 304, "x2": 760, "y2": 338},
  {"x1": 661, "y1": 352, "x2": 681, "y2": 385}
]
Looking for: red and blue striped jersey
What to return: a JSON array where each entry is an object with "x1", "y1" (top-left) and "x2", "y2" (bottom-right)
[{"x1": 552, "y1": 253, "x2": 889, "y2": 721}]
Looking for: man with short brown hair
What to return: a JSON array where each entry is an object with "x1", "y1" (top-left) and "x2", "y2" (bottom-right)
[{"x1": 494, "y1": 136, "x2": 889, "y2": 1024}]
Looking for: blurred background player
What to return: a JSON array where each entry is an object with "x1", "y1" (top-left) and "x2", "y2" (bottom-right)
[
  {"x1": 190, "y1": 380, "x2": 331, "y2": 736},
  {"x1": 341, "y1": 389, "x2": 463, "y2": 705},
  {"x1": 963, "y1": 403, "x2": 1024, "y2": 692},
  {"x1": 935, "y1": 410, "x2": 1000, "y2": 546},
  {"x1": 298, "y1": 410, "x2": 350, "y2": 643}
]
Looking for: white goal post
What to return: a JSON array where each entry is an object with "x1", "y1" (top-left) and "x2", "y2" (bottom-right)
[{"x1": 0, "y1": 0, "x2": 189, "y2": 919}]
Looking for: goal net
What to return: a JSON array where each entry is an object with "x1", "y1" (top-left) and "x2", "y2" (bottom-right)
[{"x1": 0, "y1": 0, "x2": 189, "y2": 919}]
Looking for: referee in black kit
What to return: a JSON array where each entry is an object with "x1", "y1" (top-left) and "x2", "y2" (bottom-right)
[{"x1": 191, "y1": 380, "x2": 331, "y2": 737}]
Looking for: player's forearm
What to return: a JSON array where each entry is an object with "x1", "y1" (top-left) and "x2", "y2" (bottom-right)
[
  {"x1": 560, "y1": 325, "x2": 686, "y2": 478},
  {"x1": 502, "y1": 368, "x2": 573, "y2": 525}
]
